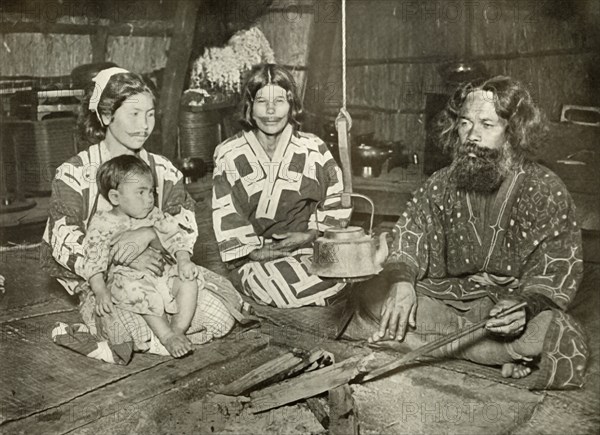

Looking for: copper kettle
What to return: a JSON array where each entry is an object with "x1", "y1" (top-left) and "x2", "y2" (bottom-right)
[{"x1": 310, "y1": 193, "x2": 388, "y2": 281}]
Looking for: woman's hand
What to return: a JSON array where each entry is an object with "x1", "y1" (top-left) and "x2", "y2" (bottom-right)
[
  {"x1": 110, "y1": 227, "x2": 157, "y2": 266},
  {"x1": 370, "y1": 281, "x2": 417, "y2": 342},
  {"x1": 271, "y1": 230, "x2": 318, "y2": 252},
  {"x1": 485, "y1": 298, "x2": 526, "y2": 337},
  {"x1": 94, "y1": 288, "x2": 113, "y2": 317},
  {"x1": 129, "y1": 246, "x2": 165, "y2": 276},
  {"x1": 248, "y1": 246, "x2": 290, "y2": 262}
]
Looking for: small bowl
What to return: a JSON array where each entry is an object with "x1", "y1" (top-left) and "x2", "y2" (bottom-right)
[{"x1": 437, "y1": 61, "x2": 488, "y2": 85}]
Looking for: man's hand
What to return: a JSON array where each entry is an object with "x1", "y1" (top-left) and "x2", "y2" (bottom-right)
[
  {"x1": 271, "y1": 230, "x2": 318, "y2": 252},
  {"x1": 370, "y1": 281, "x2": 417, "y2": 342},
  {"x1": 129, "y1": 246, "x2": 165, "y2": 276},
  {"x1": 178, "y1": 259, "x2": 198, "y2": 281},
  {"x1": 94, "y1": 287, "x2": 113, "y2": 317},
  {"x1": 110, "y1": 227, "x2": 156, "y2": 265},
  {"x1": 485, "y1": 298, "x2": 526, "y2": 337}
]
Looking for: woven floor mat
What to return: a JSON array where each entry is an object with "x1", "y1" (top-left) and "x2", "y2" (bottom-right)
[
  {"x1": 0, "y1": 311, "x2": 169, "y2": 424},
  {"x1": 0, "y1": 244, "x2": 75, "y2": 312}
]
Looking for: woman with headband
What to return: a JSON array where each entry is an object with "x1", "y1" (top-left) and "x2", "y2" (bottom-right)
[{"x1": 41, "y1": 68, "x2": 244, "y2": 363}]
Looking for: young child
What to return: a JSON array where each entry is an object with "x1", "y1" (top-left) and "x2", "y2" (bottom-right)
[{"x1": 82, "y1": 155, "x2": 202, "y2": 358}]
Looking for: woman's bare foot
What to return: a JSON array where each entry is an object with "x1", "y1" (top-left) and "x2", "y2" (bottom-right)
[
  {"x1": 162, "y1": 333, "x2": 192, "y2": 358},
  {"x1": 501, "y1": 362, "x2": 532, "y2": 379}
]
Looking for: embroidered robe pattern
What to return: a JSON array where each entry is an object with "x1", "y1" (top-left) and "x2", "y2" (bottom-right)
[
  {"x1": 384, "y1": 161, "x2": 588, "y2": 389},
  {"x1": 212, "y1": 125, "x2": 350, "y2": 307}
]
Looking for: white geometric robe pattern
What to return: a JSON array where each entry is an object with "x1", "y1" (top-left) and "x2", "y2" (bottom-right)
[
  {"x1": 41, "y1": 142, "x2": 242, "y2": 362},
  {"x1": 212, "y1": 124, "x2": 351, "y2": 307},
  {"x1": 383, "y1": 161, "x2": 588, "y2": 389}
]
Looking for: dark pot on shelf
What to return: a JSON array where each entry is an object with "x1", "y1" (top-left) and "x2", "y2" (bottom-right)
[
  {"x1": 437, "y1": 61, "x2": 488, "y2": 86},
  {"x1": 174, "y1": 157, "x2": 206, "y2": 184},
  {"x1": 352, "y1": 144, "x2": 394, "y2": 178}
]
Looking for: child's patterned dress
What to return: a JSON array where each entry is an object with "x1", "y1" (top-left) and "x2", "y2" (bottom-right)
[{"x1": 82, "y1": 207, "x2": 203, "y2": 316}]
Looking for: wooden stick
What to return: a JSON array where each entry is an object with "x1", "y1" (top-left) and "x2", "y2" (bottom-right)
[
  {"x1": 329, "y1": 384, "x2": 359, "y2": 435},
  {"x1": 159, "y1": 0, "x2": 201, "y2": 158},
  {"x1": 249, "y1": 355, "x2": 367, "y2": 414},
  {"x1": 306, "y1": 397, "x2": 330, "y2": 429},
  {"x1": 362, "y1": 302, "x2": 528, "y2": 382},
  {"x1": 336, "y1": 114, "x2": 353, "y2": 208},
  {"x1": 219, "y1": 348, "x2": 328, "y2": 396}
]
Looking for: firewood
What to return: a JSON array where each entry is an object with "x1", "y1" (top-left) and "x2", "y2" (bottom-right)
[
  {"x1": 329, "y1": 384, "x2": 359, "y2": 435},
  {"x1": 219, "y1": 348, "x2": 331, "y2": 396},
  {"x1": 249, "y1": 355, "x2": 370, "y2": 414},
  {"x1": 306, "y1": 397, "x2": 330, "y2": 429}
]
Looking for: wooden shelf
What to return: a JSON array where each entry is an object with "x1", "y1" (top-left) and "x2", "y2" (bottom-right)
[{"x1": 352, "y1": 169, "x2": 422, "y2": 216}]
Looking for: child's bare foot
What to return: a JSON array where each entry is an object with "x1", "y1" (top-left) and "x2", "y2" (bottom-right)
[
  {"x1": 161, "y1": 333, "x2": 192, "y2": 358},
  {"x1": 501, "y1": 362, "x2": 532, "y2": 379}
]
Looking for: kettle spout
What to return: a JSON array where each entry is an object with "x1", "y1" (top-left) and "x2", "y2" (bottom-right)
[{"x1": 374, "y1": 232, "x2": 389, "y2": 267}]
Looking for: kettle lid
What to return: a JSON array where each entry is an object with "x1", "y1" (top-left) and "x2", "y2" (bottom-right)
[{"x1": 323, "y1": 226, "x2": 366, "y2": 240}]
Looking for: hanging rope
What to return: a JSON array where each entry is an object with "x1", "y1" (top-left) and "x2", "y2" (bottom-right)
[
  {"x1": 341, "y1": 0, "x2": 347, "y2": 111},
  {"x1": 336, "y1": 0, "x2": 352, "y2": 208},
  {"x1": 337, "y1": 0, "x2": 350, "y2": 129}
]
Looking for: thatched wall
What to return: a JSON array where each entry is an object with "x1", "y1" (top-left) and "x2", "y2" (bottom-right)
[
  {"x1": 0, "y1": 33, "x2": 92, "y2": 77},
  {"x1": 0, "y1": 9, "x2": 173, "y2": 78},
  {"x1": 0, "y1": 32, "x2": 171, "y2": 77},
  {"x1": 315, "y1": 0, "x2": 599, "y2": 181},
  {"x1": 106, "y1": 35, "x2": 170, "y2": 73}
]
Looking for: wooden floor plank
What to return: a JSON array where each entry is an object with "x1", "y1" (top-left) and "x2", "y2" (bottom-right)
[
  {"x1": 0, "y1": 311, "x2": 168, "y2": 425},
  {"x1": 2, "y1": 333, "x2": 269, "y2": 433}
]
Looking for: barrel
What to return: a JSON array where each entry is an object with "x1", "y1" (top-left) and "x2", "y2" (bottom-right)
[{"x1": 178, "y1": 108, "x2": 223, "y2": 162}]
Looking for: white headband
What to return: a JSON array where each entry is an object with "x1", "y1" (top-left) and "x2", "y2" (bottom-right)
[{"x1": 89, "y1": 67, "x2": 129, "y2": 125}]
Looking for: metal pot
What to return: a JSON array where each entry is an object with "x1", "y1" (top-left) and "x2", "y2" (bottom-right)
[
  {"x1": 174, "y1": 157, "x2": 206, "y2": 184},
  {"x1": 311, "y1": 227, "x2": 388, "y2": 280},
  {"x1": 352, "y1": 144, "x2": 394, "y2": 178},
  {"x1": 437, "y1": 61, "x2": 488, "y2": 86},
  {"x1": 310, "y1": 193, "x2": 389, "y2": 281}
]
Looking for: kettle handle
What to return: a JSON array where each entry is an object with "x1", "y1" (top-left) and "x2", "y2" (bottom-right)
[{"x1": 315, "y1": 193, "x2": 375, "y2": 235}]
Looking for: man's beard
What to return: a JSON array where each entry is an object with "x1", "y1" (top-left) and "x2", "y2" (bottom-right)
[{"x1": 450, "y1": 141, "x2": 515, "y2": 194}]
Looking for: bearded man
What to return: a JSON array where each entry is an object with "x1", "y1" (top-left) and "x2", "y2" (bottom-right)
[{"x1": 345, "y1": 76, "x2": 588, "y2": 389}]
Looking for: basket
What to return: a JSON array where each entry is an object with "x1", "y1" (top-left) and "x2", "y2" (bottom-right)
[
  {"x1": 5, "y1": 118, "x2": 78, "y2": 194},
  {"x1": 178, "y1": 108, "x2": 223, "y2": 162}
]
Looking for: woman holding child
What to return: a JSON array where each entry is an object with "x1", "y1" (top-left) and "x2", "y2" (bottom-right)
[{"x1": 41, "y1": 67, "x2": 243, "y2": 361}]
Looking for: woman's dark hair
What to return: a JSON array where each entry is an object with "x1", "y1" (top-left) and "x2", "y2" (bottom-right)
[
  {"x1": 436, "y1": 75, "x2": 544, "y2": 158},
  {"x1": 78, "y1": 71, "x2": 156, "y2": 145},
  {"x1": 96, "y1": 154, "x2": 154, "y2": 201},
  {"x1": 239, "y1": 64, "x2": 303, "y2": 131}
]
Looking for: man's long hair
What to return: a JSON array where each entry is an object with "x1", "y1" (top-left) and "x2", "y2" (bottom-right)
[{"x1": 436, "y1": 76, "x2": 544, "y2": 159}]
